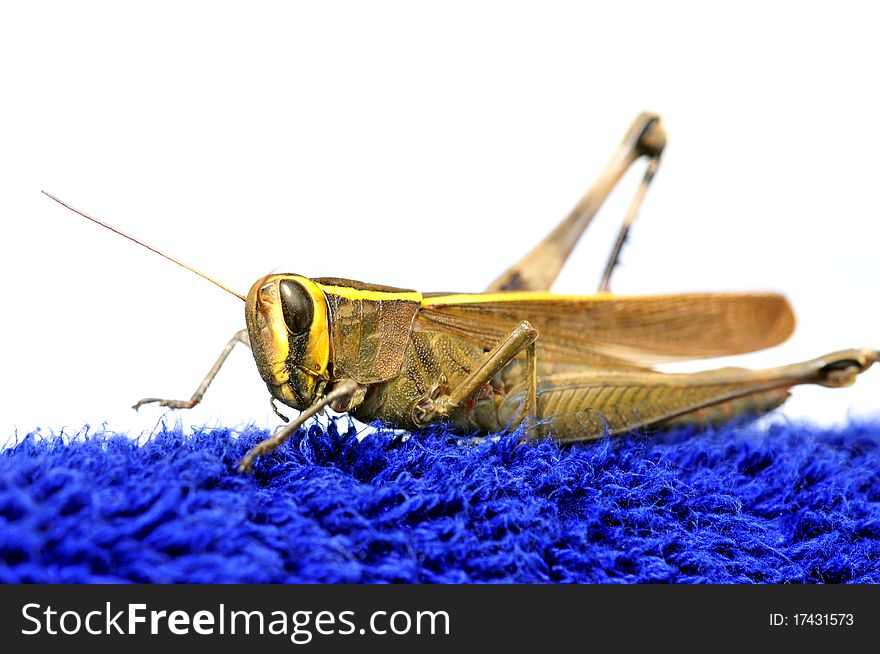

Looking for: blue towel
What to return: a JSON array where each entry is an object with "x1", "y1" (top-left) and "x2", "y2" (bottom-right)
[{"x1": 2, "y1": 419, "x2": 879, "y2": 583}]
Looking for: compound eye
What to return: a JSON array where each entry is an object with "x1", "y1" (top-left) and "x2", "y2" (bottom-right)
[{"x1": 278, "y1": 280, "x2": 314, "y2": 335}]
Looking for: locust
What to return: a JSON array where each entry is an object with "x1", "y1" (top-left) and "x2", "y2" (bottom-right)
[{"x1": 43, "y1": 113, "x2": 878, "y2": 473}]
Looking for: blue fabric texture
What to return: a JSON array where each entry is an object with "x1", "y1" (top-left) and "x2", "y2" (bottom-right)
[{"x1": 2, "y1": 419, "x2": 879, "y2": 583}]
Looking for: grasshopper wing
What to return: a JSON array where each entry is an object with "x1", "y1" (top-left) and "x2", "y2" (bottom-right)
[{"x1": 416, "y1": 292, "x2": 795, "y2": 367}]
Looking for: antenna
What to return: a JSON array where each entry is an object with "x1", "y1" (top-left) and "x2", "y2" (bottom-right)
[{"x1": 41, "y1": 191, "x2": 246, "y2": 301}]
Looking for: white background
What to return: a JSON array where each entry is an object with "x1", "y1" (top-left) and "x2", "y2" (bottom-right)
[{"x1": 1, "y1": 1, "x2": 878, "y2": 442}]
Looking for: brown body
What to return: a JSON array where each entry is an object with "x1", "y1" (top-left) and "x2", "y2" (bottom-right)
[{"x1": 247, "y1": 278, "x2": 873, "y2": 446}]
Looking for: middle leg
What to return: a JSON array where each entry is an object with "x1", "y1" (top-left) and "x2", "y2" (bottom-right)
[{"x1": 412, "y1": 320, "x2": 539, "y2": 428}]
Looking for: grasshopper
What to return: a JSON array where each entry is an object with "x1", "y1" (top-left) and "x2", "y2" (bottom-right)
[{"x1": 44, "y1": 113, "x2": 877, "y2": 473}]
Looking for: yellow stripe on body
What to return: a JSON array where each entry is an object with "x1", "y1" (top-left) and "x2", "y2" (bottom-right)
[
  {"x1": 421, "y1": 291, "x2": 616, "y2": 306},
  {"x1": 316, "y1": 283, "x2": 423, "y2": 304},
  {"x1": 420, "y1": 290, "x2": 781, "y2": 307}
]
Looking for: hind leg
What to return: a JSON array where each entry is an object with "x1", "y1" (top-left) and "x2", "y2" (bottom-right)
[
  {"x1": 486, "y1": 113, "x2": 665, "y2": 293},
  {"x1": 497, "y1": 349, "x2": 878, "y2": 440}
]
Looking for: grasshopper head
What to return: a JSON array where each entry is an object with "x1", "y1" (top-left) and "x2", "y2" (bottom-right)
[{"x1": 245, "y1": 274, "x2": 331, "y2": 410}]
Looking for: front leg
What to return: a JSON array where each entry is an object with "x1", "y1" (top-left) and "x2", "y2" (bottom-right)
[
  {"x1": 238, "y1": 379, "x2": 363, "y2": 473},
  {"x1": 412, "y1": 320, "x2": 539, "y2": 429},
  {"x1": 133, "y1": 329, "x2": 250, "y2": 410}
]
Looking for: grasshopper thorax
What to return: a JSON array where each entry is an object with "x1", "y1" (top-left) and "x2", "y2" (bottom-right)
[{"x1": 245, "y1": 274, "x2": 331, "y2": 410}]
